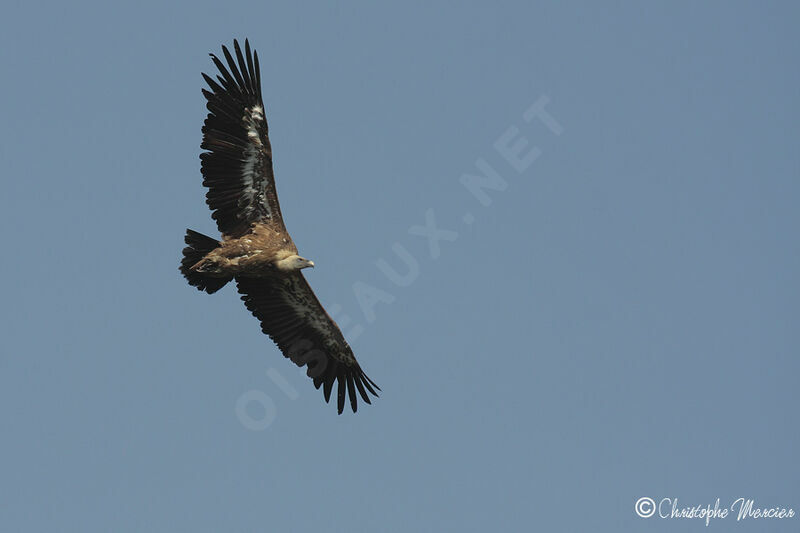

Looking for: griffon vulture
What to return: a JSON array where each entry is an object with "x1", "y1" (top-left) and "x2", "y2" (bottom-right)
[{"x1": 179, "y1": 40, "x2": 379, "y2": 414}]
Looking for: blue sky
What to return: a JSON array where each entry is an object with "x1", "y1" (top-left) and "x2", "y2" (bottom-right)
[{"x1": 1, "y1": 1, "x2": 798, "y2": 531}]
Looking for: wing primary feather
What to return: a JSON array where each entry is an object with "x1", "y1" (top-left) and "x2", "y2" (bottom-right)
[
  {"x1": 360, "y1": 373, "x2": 380, "y2": 396},
  {"x1": 354, "y1": 374, "x2": 371, "y2": 404},
  {"x1": 210, "y1": 54, "x2": 239, "y2": 97},
  {"x1": 201, "y1": 73, "x2": 225, "y2": 95},
  {"x1": 365, "y1": 374, "x2": 381, "y2": 392},
  {"x1": 233, "y1": 40, "x2": 252, "y2": 94},
  {"x1": 336, "y1": 370, "x2": 346, "y2": 414},
  {"x1": 346, "y1": 373, "x2": 358, "y2": 413},
  {"x1": 323, "y1": 370, "x2": 335, "y2": 402},
  {"x1": 253, "y1": 49, "x2": 262, "y2": 101},
  {"x1": 244, "y1": 40, "x2": 257, "y2": 98},
  {"x1": 222, "y1": 45, "x2": 247, "y2": 98}
]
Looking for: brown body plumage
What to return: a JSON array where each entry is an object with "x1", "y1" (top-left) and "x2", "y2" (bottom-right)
[
  {"x1": 179, "y1": 39, "x2": 379, "y2": 414},
  {"x1": 190, "y1": 225, "x2": 300, "y2": 275}
]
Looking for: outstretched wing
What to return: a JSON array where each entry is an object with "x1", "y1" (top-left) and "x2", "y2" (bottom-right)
[
  {"x1": 200, "y1": 39, "x2": 288, "y2": 238},
  {"x1": 237, "y1": 274, "x2": 380, "y2": 414}
]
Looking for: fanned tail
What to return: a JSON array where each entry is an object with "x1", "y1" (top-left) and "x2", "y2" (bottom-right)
[{"x1": 180, "y1": 229, "x2": 232, "y2": 294}]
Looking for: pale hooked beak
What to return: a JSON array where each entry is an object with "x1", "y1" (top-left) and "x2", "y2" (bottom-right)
[{"x1": 307, "y1": 260, "x2": 315, "y2": 268}]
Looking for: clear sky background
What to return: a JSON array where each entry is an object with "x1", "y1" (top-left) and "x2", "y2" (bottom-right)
[{"x1": 1, "y1": 2, "x2": 798, "y2": 532}]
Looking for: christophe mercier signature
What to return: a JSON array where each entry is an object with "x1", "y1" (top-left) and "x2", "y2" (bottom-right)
[{"x1": 652, "y1": 497, "x2": 795, "y2": 525}]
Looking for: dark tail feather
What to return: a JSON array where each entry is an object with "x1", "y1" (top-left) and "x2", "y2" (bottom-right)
[{"x1": 180, "y1": 229, "x2": 232, "y2": 294}]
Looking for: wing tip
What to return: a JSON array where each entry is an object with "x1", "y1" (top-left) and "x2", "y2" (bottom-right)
[
  {"x1": 204, "y1": 39, "x2": 261, "y2": 103},
  {"x1": 326, "y1": 362, "x2": 379, "y2": 415}
]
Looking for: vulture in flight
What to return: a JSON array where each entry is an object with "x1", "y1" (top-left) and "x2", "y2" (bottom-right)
[{"x1": 179, "y1": 39, "x2": 379, "y2": 414}]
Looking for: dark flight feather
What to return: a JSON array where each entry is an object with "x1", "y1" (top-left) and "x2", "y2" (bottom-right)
[
  {"x1": 200, "y1": 39, "x2": 286, "y2": 238},
  {"x1": 236, "y1": 275, "x2": 379, "y2": 414}
]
